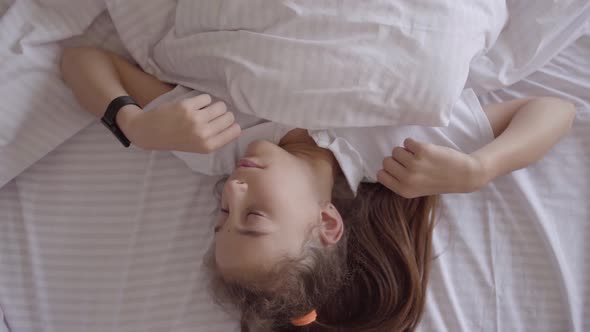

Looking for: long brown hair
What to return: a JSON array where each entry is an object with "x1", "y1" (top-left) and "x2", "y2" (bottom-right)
[{"x1": 205, "y1": 182, "x2": 437, "y2": 332}]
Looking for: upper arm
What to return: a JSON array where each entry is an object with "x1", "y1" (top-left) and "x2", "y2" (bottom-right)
[
  {"x1": 482, "y1": 98, "x2": 533, "y2": 138},
  {"x1": 106, "y1": 52, "x2": 175, "y2": 107}
]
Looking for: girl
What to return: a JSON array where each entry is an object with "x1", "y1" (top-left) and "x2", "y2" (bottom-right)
[{"x1": 61, "y1": 47, "x2": 575, "y2": 332}]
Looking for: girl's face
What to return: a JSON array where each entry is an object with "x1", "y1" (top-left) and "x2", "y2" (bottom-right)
[{"x1": 214, "y1": 140, "x2": 333, "y2": 278}]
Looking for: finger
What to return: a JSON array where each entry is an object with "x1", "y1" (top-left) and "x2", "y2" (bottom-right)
[
  {"x1": 403, "y1": 138, "x2": 425, "y2": 156},
  {"x1": 377, "y1": 169, "x2": 403, "y2": 193},
  {"x1": 201, "y1": 101, "x2": 228, "y2": 122},
  {"x1": 181, "y1": 94, "x2": 212, "y2": 110},
  {"x1": 206, "y1": 123, "x2": 242, "y2": 151},
  {"x1": 207, "y1": 112, "x2": 236, "y2": 136},
  {"x1": 382, "y1": 157, "x2": 408, "y2": 179},
  {"x1": 391, "y1": 146, "x2": 415, "y2": 168}
]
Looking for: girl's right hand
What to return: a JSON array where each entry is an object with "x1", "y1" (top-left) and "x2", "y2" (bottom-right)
[{"x1": 119, "y1": 94, "x2": 242, "y2": 153}]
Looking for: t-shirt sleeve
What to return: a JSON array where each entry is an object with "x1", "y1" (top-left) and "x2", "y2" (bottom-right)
[{"x1": 309, "y1": 89, "x2": 495, "y2": 194}]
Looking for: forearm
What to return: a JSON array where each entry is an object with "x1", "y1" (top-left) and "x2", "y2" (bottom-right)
[
  {"x1": 61, "y1": 48, "x2": 139, "y2": 120},
  {"x1": 60, "y1": 47, "x2": 173, "y2": 133},
  {"x1": 472, "y1": 98, "x2": 576, "y2": 185},
  {"x1": 60, "y1": 47, "x2": 239, "y2": 153}
]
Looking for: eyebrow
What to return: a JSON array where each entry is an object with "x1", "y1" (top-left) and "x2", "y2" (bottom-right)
[{"x1": 214, "y1": 226, "x2": 268, "y2": 238}]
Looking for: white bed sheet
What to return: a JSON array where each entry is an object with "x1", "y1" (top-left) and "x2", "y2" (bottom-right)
[
  {"x1": 418, "y1": 30, "x2": 590, "y2": 332},
  {"x1": 1, "y1": 4, "x2": 590, "y2": 332}
]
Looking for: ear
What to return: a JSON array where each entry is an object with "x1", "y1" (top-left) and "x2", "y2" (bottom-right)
[{"x1": 319, "y1": 203, "x2": 344, "y2": 246}]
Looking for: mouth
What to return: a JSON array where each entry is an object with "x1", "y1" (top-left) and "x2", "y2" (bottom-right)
[{"x1": 237, "y1": 158, "x2": 263, "y2": 169}]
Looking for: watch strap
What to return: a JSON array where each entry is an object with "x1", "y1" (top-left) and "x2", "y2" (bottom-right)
[{"x1": 100, "y1": 96, "x2": 140, "y2": 148}]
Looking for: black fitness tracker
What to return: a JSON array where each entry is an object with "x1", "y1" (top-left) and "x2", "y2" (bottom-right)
[{"x1": 100, "y1": 96, "x2": 140, "y2": 148}]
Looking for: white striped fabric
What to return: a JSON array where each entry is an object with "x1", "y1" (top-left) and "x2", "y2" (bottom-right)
[
  {"x1": 419, "y1": 109, "x2": 590, "y2": 331},
  {"x1": 0, "y1": 0, "x2": 507, "y2": 185},
  {"x1": 418, "y1": 31, "x2": 590, "y2": 332},
  {"x1": 468, "y1": 0, "x2": 590, "y2": 93},
  {"x1": 1, "y1": 70, "x2": 589, "y2": 332},
  {"x1": 106, "y1": 0, "x2": 507, "y2": 129},
  {"x1": 1, "y1": 1, "x2": 590, "y2": 332},
  {"x1": 0, "y1": 0, "x2": 105, "y2": 187},
  {"x1": 0, "y1": 123, "x2": 239, "y2": 332}
]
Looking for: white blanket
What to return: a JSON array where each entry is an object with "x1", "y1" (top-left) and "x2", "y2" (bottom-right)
[
  {"x1": 1, "y1": 0, "x2": 509, "y2": 141},
  {"x1": 468, "y1": 0, "x2": 590, "y2": 93}
]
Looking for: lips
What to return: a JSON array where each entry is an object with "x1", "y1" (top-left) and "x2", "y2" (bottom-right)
[{"x1": 237, "y1": 158, "x2": 262, "y2": 169}]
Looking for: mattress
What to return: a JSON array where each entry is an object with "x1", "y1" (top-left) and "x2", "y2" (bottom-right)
[{"x1": 1, "y1": 3, "x2": 590, "y2": 332}]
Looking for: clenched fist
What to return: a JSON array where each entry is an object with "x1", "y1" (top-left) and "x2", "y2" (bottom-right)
[
  {"x1": 377, "y1": 138, "x2": 485, "y2": 198},
  {"x1": 119, "y1": 94, "x2": 241, "y2": 153}
]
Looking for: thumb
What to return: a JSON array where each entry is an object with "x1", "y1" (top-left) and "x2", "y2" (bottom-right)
[{"x1": 180, "y1": 94, "x2": 212, "y2": 110}]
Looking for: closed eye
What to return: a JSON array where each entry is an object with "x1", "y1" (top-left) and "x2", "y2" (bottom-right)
[
  {"x1": 215, "y1": 209, "x2": 267, "y2": 234},
  {"x1": 248, "y1": 210, "x2": 265, "y2": 217}
]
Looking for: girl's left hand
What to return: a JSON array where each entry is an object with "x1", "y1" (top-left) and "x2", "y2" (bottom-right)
[{"x1": 377, "y1": 138, "x2": 486, "y2": 198}]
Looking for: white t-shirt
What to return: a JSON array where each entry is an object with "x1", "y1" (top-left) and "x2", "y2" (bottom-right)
[{"x1": 144, "y1": 87, "x2": 494, "y2": 194}]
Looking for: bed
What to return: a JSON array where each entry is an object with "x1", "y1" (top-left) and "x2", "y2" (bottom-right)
[{"x1": 1, "y1": 2, "x2": 589, "y2": 331}]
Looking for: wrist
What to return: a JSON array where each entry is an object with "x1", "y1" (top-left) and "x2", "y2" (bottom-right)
[
  {"x1": 115, "y1": 104, "x2": 143, "y2": 144},
  {"x1": 469, "y1": 151, "x2": 495, "y2": 191}
]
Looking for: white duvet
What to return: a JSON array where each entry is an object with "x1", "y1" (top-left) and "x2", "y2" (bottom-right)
[{"x1": 1, "y1": 1, "x2": 590, "y2": 332}]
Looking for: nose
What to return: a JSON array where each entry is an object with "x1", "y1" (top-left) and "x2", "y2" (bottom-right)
[
  {"x1": 224, "y1": 179, "x2": 248, "y2": 201},
  {"x1": 229, "y1": 179, "x2": 247, "y2": 190},
  {"x1": 221, "y1": 180, "x2": 248, "y2": 231}
]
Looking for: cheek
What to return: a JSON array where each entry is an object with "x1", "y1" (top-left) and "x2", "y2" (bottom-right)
[
  {"x1": 258, "y1": 174, "x2": 316, "y2": 210},
  {"x1": 254, "y1": 180, "x2": 318, "y2": 231},
  {"x1": 244, "y1": 140, "x2": 279, "y2": 159}
]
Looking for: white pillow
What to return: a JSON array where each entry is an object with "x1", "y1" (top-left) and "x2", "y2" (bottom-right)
[
  {"x1": 468, "y1": 0, "x2": 590, "y2": 93},
  {"x1": 109, "y1": 0, "x2": 507, "y2": 129}
]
